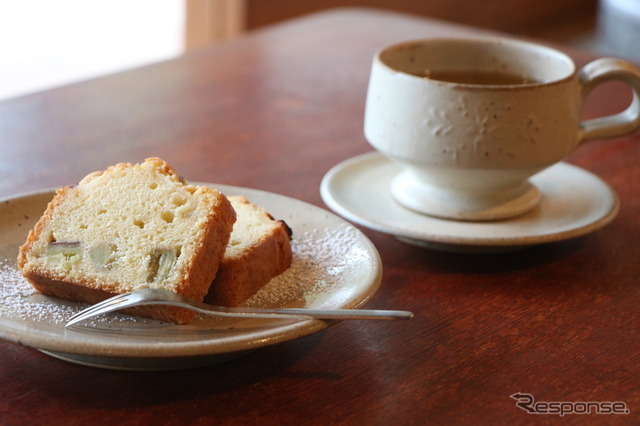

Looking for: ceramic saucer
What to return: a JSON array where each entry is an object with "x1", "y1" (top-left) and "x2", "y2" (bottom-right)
[{"x1": 320, "y1": 152, "x2": 619, "y2": 252}]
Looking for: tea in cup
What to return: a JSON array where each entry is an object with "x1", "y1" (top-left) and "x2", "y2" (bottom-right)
[{"x1": 364, "y1": 37, "x2": 640, "y2": 220}]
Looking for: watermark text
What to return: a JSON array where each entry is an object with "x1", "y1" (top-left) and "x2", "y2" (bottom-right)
[{"x1": 510, "y1": 392, "x2": 630, "y2": 417}]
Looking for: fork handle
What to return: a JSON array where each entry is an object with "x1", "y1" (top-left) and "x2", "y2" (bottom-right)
[{"x1": 200, "y1": 304, "x2": 414, "y2": 321}]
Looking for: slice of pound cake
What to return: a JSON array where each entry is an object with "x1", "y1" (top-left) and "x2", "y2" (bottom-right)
[
  {"x1": 17, "y1": 158, "x2": 236, "y2": 324},
  {"x1": 206, "y1": 195, "x2": 292, "y2": 306}
]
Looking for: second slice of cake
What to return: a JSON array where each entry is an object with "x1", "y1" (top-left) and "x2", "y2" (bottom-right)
[{"x1": 206, "y1": 195, "x2": 292, "y2": 307}]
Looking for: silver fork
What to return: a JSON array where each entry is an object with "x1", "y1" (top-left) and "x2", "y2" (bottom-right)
[{"x1": 65, "y1": 288, "x2": 414, "y2": 327}]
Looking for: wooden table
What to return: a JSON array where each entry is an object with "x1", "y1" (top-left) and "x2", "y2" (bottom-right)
[{"x1": 1, "y1": 8, "x2": 639, "y2": 425}]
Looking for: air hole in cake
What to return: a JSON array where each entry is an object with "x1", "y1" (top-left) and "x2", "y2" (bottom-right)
[
  {"x1": 133, "y1": 219, "x2": 145, "y2": 228},
  {"x1": 97, "y1": 209, "x2": 107, "y2": 215},
  {"x1": 149, "y1": 182, "x2": 158, "y2": 190},
  {"x1": 161, "y1": 211, "x2": 174, "y2": 223},
  {"x1": 171, "y1": 195, "x2": 187, "y2": 207},
  {"x1": 79, "y1": 224, "x2": 88, "y2": 229}
]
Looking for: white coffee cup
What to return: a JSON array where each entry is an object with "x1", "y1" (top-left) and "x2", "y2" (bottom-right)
[{"x1": 364, "y1": 37, "x2": 640, "y2": 221}]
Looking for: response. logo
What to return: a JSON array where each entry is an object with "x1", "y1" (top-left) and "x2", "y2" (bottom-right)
[{"x1": 510, "y1": 393, "x2": 630, "y2": 417}]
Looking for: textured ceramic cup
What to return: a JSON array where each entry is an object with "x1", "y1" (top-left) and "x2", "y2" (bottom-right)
[{"x1": 364, "y1": 37, "x2": 640, "y2": 221}]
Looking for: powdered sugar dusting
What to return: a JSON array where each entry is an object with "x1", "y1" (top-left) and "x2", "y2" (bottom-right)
[
  {"x1": 0, "y1": 262, "x2": 34, "y2": 299},
  {"x1": 0, "y1": 261, "x2": 135, "y2": 325},
  {"x1": 0, "y1": 261, "x2": 75, "y2": 323},
  {"x1": 245, "y1": 223, "x2": 370, "y2": 308}
]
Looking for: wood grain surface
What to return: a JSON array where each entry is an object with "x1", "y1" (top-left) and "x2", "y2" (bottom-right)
[{"x1": 0, "y1": 8, "x2": 638, "y2": 425}]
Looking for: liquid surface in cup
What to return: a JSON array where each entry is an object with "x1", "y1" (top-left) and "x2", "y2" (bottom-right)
[{"x1": 422, "y1": 69, "x2": 541, "y2": 85}]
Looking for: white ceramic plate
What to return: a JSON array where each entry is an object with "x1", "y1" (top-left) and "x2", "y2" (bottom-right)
[
  {"x1": 321, "y1": 152, "x2": 619, "y2": 252},
  {"x1": 0, "y1": 185, "x2": 382, "y2": 370}
]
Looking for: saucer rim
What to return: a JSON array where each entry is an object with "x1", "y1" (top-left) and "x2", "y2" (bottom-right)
[{"x1": 320, "y1": 152, "x2": 620, "y2": 249}]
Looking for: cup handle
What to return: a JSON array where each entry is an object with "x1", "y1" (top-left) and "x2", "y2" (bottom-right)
[{"x1": 579, "y1": 57, "x2": 640, "y2": 143}]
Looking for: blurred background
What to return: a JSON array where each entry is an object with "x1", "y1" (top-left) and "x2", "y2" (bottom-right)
[{"x1": 0, "y1": 0, "x2": 637, "y2": 101}]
